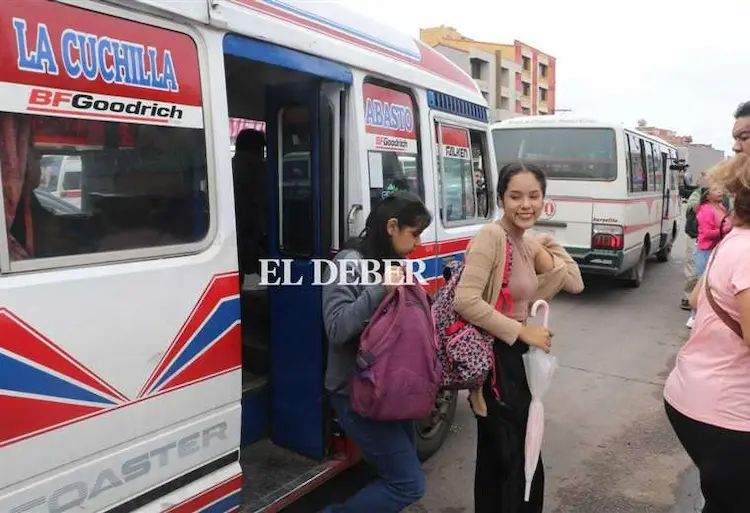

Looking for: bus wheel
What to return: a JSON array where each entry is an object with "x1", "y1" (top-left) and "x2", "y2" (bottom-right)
[
  {"x1": 626, "y1": 248, "x2": 647, "y2": 287},
  {"x1": 416, "y1": 390, "x2": 457, "y2": 461},
  {"x1": 656, "y1": 240, "x2": 672, "y2": 262},
  {"x1": 657, "y1": 225, "x2": 677, "y2": 262}
]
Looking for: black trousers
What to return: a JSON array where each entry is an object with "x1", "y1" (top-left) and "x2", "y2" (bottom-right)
[
  {"x1": 665, "y1": 400, "x2": 750, "y2": 513},
  {"x1": 474, "y1": 340, "x2": 544, "y2": 513}
]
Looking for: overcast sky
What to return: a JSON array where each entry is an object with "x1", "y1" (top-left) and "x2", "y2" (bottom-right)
[{"x1": 343, "y1": 0, "x2": 748, "y2": 154}]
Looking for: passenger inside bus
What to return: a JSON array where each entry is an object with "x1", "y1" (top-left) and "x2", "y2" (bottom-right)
[
  {"x1": 0, "y1": 112, "x2": 209, "y2": 262},
  {"x1": 232, "y1": 128, "x2": 268, "y2": 278}
]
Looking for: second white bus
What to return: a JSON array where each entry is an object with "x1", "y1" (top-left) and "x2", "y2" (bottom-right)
[{"x1": 491, "y1": 115, "x2": 682, "y2": 287}]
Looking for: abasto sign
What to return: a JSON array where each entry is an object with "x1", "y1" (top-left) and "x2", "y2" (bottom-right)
[
  {"x1": 0, "y1": 0, "x2": 203, "y2": 128},
  {"x1": 363, "y1": 83, "x2": 417, "y2": 154}
]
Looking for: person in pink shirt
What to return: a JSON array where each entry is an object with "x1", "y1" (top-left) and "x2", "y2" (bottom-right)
[
  {"x1": 664, "y1": 153, "x2": 750, "y2": 513},
  {"x1": 684, "y1": 187, "x2": 732, "y2": 329},
  {"x1": 694, "y1": 186, "x2": 731, "y2": 277}
]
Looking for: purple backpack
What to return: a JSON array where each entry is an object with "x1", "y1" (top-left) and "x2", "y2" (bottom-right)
[
  {"x1": 432, "y1": 237, "x2": 513, "y2": 393},
  {"x1": 351, "y1": 284, "x2": 442, "y2": 421}
]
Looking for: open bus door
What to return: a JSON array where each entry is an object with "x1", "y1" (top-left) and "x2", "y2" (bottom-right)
[{"x1": 265, "y1": 82, "x2": 335, "y2": 461}]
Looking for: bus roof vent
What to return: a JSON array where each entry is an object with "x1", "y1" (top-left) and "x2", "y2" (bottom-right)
[{"x1": 427, "y1": 90, "x2": 489, "y2": 123}]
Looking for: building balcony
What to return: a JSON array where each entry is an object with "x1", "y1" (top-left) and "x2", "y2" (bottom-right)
[
  {"x1": 521, "y1": 69, "x2": 531, "y2": 82},
  {"x1": 520, "y1": 96, "x2": 532, "y2": 108},
  {"x1": 500, "y1": 86, "x2": 513, "y2": 98},
  {"x1": 538, "y1": 77, "x2": 548, "y2": 89},
  {"x1": 474, "y1": 78, "x2": 490, "y2": 92},
  {"x1": 493, "y1": 108, "x2": 522, "y2": 122}
]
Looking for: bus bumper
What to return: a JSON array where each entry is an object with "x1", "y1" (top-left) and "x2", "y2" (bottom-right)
[{"x1": 566, "y1": 247, "x2": 627, "y2": 276}]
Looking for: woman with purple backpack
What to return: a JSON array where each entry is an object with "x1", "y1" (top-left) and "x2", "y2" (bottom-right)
[
  {"x1": 320, "y1": 190, "x2": 433, "y2": 513},
  {"x1": 454, "y1": 162, "x2": 584, "y2": 513}
]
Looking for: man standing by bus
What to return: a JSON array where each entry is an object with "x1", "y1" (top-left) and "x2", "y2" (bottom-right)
[{"x1": 682, "y1": 102, "x2": 749, "y2": 324}]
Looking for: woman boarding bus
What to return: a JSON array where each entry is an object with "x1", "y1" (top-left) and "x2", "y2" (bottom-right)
[{"x1": 0, "y1": 1, "x2": 497, "y2": 512}]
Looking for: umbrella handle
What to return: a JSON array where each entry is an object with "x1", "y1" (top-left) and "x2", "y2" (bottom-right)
[{"x1": 530, "y1": 299, "x2": 549, "y2": 328}]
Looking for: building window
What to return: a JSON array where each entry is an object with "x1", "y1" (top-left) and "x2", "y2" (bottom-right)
[
  {"x1": 363, "y1": 80, "x2": 423, "y2": 212},
  {"x1": 435, "y1": 122, "x2": 491, "y2": 224},
  {"x1": 522, "y1": 56, "x2": 531, "y2": 71},
  {"x1": 539, "y1": 63, "x2": 548, "y2": 78},
  {"x1": 522, "y1": 82, "x2": 531, "y2": 96},
  {"x1": 2, "y1": 113, "x2": 209, "y2": 264},
  {"x1": 500, "y1": 67, "x2": 511, "y2": 86},
  {"x1": 539, "y1": 88, "x2": 548, "y2": 102},
  {"x1": 470, "y1": 58, "x2": 483, "y2": 80},
  {"x1": 521, "y1": 107, "x2": 531, "y2": 115}
]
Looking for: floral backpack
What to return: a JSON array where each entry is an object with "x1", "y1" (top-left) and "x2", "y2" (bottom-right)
[{"x1": 431, "y1": 233, "x2": 513, "y2": 394}]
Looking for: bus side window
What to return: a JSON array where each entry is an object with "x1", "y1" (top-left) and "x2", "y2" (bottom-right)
[
  {"x1": 363, "y1": 80, "x2": 423, "y2": 212},
  {"x1": 627, "y1": 134, "x2": 646, "y2": 193},
  {"x1": 469, "y1": 129, "x2": 491, "y2": 219},
  {"x1": 435, "y1": 122, "x2": 489, "y2": 224},
  {"x1": 645, "y1": 141, "x2": 656, "y2": 192},
  {"x1": 652, "y1": 144, "x2": 663, "y2": 192},
  {"x1": 0, "y1": 113, "x2": 209, "y2": 265}
]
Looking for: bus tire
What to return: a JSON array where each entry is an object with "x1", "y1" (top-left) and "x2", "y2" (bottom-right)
[
  {"x1": 626, "y1": 247, "x2": 647, "y2": 287},
  {"x1": 656, "y1": 225, "x2": 676, "y2": 262},
  {"x1": 416, "y1": 390, "x2": 458, "y2": 462},
  {"x1": 656, "y1": 241, "x2": 671, "y2": 262}
]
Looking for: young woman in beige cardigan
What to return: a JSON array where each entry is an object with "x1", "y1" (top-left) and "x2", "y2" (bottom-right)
[{"x1": 454, "y1": 162, "x2": 584, "y2": 513}]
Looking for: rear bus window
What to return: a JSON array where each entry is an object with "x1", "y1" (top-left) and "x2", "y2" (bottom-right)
[
  {"x1": 362, "y1": 79, "x2": 424, "y2": 211},
  {"x1": 493, "y1": 127, "x2": 617, "y2": 181},
  {"x1": 0, "y1": 2, "x2": 209, "y2": 266}
]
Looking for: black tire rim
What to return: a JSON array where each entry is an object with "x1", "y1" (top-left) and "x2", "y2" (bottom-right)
[{"x1": 417, "y1": 390, "x2": 453, "y2": 439}]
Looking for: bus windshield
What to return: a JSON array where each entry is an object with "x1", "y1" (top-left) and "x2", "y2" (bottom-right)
[{"x1": 492, "y1": 127, "x2": 617, "y2": 180}]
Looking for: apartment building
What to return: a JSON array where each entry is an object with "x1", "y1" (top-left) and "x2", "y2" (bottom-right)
[{"x1": 420, "y1": 26, "x2": 556, "y2": 121}]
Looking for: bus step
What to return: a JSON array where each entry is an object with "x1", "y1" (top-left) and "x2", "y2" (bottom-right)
[{"x1": 240, "y1": 440, "x2": 350, "y2": 512}]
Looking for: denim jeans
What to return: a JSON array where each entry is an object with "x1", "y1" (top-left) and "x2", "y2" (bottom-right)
[
  {"x1": 320, "y1": 393, "x2": 425, "y2": 513},
  {"x1": 694, "y1": 246, "x2": 712, "y2": 278}
]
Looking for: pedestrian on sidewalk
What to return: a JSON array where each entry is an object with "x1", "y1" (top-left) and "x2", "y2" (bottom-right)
[
  {"x1": 664, "y1": 152, "x2": 750, "y2": 513},
  {"x1": 454, "y1": 162, "x2": 583, "y2": 513},
  {"x1": 681, "y1": 174, "x2": 704, "y2": 314}
]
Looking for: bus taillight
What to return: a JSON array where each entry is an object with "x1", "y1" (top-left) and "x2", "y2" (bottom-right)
[{"x1": 591, "y1": 224, "x2": 624, "y2": 250}]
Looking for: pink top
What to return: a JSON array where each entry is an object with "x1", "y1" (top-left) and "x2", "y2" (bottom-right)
[
  {"x1": 503, "y1": 231, "x2": 538, "y2": 322},
  {"x1": 696, "y1": 202, "x2": 729, "y2": 250},
  {"x1": 664, "y1": 227, "x2": 750, "y2": 431}
]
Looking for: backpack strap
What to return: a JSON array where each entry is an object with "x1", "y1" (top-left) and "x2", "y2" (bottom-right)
[
  {"x1": 494, "y1": 233, "x2": 514, "y2": 315},
  {"x1": 490, "y1": 230, "x2": 514, "y2": 401},
  {"x1": 704, "y1": 241, "x2": 743, "y2": 339}
]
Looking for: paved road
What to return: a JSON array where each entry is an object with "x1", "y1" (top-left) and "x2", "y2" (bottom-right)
[{"x1": 285, "y1": 232, "x2": 703, "y2": 513}]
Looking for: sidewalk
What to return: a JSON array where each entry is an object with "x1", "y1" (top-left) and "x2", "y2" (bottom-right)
[{"x1": 671, "y1": 466, "x2": 704, "y2": 513}]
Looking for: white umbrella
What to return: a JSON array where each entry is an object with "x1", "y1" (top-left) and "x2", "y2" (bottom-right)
[{"x1": 522, "y1": 299, "x2": 559, "y2": 501}]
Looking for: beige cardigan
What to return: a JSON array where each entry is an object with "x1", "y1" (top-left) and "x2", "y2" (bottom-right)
[{"x1": 454, "y1": 222, "x2": 584, "y2": 344}]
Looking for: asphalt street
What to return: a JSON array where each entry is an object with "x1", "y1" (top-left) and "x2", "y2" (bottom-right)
[{"x1": 284, "y1": 230, "x2": 703, "y2": 513}]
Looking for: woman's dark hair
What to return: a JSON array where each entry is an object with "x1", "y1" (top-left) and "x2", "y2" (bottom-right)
[
  {"x1": 345, "y1": 190, "x2": 432, "y2": 263},
  {"x1": 496, "y1": 162, "x2": 547, "y2": 200}
]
